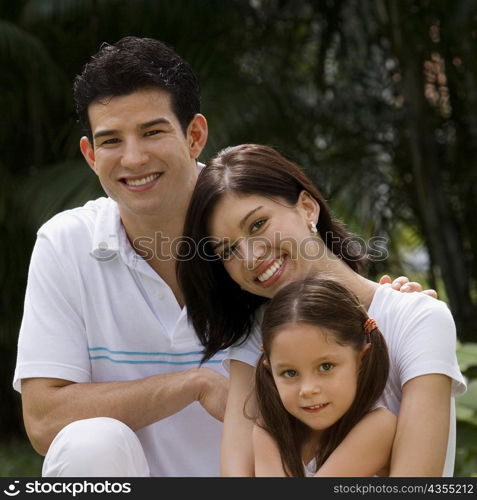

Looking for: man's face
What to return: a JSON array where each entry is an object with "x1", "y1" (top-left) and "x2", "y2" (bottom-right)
[{"x1": 80, "y1": 88, "x2": 207, "y2": 230}]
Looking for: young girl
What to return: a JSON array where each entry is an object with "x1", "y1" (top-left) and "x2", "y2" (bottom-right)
[{"x1": 252, "y1": 277, "x2": 396, "y2": 477}]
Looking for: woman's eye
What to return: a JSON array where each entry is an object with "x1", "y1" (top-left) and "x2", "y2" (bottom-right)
[
  {"x1": 250, "y1": 219, "x2": 266, "y2": 234},
  {"x1": 282, "y1": 369, "x2": 297, "y2": 378},
  {"x1": 319, "y1": 363, "x2": 334, "y2": 372}
]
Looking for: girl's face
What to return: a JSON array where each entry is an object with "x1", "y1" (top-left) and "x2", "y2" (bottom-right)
[
  {"x1": 267, "y1": 322, "x2": 366, "y2": 433},
  {"x1": 208, "y1": 192, "x2": 320, "y2": 299}
]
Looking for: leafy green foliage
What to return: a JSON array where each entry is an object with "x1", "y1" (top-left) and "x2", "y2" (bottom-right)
[
  {"x1": 0, "y1": 439, "x2": 42, "y2": 477},
  {"x1": 455, "y1": 343, "x2": 477, "y2": 476}
]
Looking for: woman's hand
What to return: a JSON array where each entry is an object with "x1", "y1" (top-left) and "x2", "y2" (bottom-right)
[{"x1": 378, "y1": 275, "x2": 437, "y2": 299}]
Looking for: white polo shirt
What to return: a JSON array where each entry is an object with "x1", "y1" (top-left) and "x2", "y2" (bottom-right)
[{"x1": 14, "y1": 197, "x2": 227, "y2": 477}]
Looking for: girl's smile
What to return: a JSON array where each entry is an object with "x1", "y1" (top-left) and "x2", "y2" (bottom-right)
[{"x1": 269, "y1": 322, "x2": 367, "y2": 431}]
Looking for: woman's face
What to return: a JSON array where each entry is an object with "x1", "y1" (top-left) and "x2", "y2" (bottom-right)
[{"x1": 208, "y1": 192, "x2": 320, "y2": 298}]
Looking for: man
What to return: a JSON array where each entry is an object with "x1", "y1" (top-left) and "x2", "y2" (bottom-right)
[
  {"x1": 14, "y1": 36, "x2": 228, "y2": 477},
  {"x1": 14, "y1": 36, "x2": 431, "y2": 477}
]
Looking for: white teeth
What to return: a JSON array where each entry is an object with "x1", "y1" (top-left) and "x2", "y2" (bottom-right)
[
  {"x1": 124, "y1": 173, "x2": 160, "y2": 186},
  {"x1": 308, "y1": 403, "x2": 326, "y2": 409},
  {"x1": 258, "y1": 258, "x2": 284, "y2": 283}
]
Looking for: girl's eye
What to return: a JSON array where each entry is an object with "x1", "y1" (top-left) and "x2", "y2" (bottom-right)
[
  {"x1": 282, "y1": 369, "x2": 297, "y2": 378},
  {"x1": 250, "y1": 219, "x2": 267, "y2": 234},
  {"x1": 319, "y1": 363, "x2": 334, "y2": 372}
]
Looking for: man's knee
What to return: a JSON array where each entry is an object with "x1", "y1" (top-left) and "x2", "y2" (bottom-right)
[{"x1": 42, "y1": 417, "x2": 150, "y2": 477}]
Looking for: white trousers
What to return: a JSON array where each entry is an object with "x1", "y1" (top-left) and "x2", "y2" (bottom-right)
[{"x1": 42, "y1": 417, "x2": 150, "y2": 477}]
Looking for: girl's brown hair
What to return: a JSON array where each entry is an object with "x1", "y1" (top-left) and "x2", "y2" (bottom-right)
[{"x1": 255, "y1": 276, "x2": 389, "y2": 477}]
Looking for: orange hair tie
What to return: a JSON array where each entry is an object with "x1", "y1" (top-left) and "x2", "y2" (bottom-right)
[{"x1": 363, "y1": 318, "x2": 377, "y2": 335}]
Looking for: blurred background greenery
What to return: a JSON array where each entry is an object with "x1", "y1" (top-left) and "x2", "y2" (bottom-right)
[{"x1": 1, "y1": 0, "x2": 476, "y2": 476}]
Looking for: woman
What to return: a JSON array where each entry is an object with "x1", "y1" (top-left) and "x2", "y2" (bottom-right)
[{"x1": 177, "y1": 144, "x2": 466, "y2": 476}]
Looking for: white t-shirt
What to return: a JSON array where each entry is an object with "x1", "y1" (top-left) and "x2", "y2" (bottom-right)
[
  {"x1": 226, "y1": 284, "x2": 467, "y2": 476},
  {"x1": 14, "y1": 197, "x2": 227, "y2": 477}
]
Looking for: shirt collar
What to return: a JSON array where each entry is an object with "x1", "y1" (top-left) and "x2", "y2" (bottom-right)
[
  {"x1": 90, "y1": 198, "x2": 123, "y2": 262},
  {"x1": 90, "y1": 162, "x2": 204, "y2": 265}
]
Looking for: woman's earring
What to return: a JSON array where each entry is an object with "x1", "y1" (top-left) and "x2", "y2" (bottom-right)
[{"x1": 310, "y1": 221, "x2": 318, "y2": 234}]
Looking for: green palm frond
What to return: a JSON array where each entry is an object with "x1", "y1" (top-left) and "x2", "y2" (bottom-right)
[
  {"x1": 21, "y1": 159, "x2": 104, "y2": 228},
  {"x1": 0, "y1": 19, "x2": 70, "y2": 167}
]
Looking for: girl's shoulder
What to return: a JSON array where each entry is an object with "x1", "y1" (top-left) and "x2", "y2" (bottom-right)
[
  {"x1": 367, "y1": 406, "x2": 397, "y2": 428},
  {"x1": 365, "y1": 408, "x2": 395, "y2": 477},
  {"x1": 313, "y1": 406, "x2": 396, "y2": 477}
]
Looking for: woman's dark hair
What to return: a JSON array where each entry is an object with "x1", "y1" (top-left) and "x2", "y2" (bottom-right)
[
  {"x1": 255, "y1": 276, "x2": 389, "y2": 477},
  {"x1": 73, "y1": 36, "x2": 200, "y2": 141},
  {"x1": 177, "y1": 144, "x2": 366, "y2": 362}
]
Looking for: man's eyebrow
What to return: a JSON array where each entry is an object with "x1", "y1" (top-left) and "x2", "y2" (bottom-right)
[
  {"x1": 93, "y1": 118, "x2": 171, "y2": 140},
  {"x1": 93, "y1": 129, "x2": 119, "y2": 140},
  {"x1": 139, "y1": 118, "x2": 171, "y2": 129},
  {"x1": 239, "y1": 206, "x2": 263, "y2": 229}
]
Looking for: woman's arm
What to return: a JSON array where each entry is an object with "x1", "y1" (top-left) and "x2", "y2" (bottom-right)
[
  {"x1": 390, "y1": 374, "x2": 452, "y2": 476},
  {"x1": 314, "y1": 408, "x2": 397, "y2": 477},
  {"x1": 221, "y1": 359, "x2": 256, "y2": 476},
  {"x1": 253, "y1": 424, "x2": 287, "y2": 477},
  {"x1": 385, "y1": 292, "x2": 463, "y2": 476}
]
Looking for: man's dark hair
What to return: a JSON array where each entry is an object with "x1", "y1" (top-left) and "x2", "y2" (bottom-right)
[{"x1": 73, "y1": 36, "x2": 200, "y2": 142}]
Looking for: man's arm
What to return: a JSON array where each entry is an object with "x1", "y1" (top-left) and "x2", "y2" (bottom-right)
[
  {"x1": 389, "y1": 374, "x2": 452, "y2": 476},
  {"x1": 22, "y1": 367, "x2": 228, "y2": 456}
]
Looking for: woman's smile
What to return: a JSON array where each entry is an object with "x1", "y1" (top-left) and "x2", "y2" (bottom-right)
[
  {"x1": 209, "y1": 192, "x2": 320, "y2": 298},
  {"x1": 254, "y1": 256, "x2": 287, "y2": 287}
]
